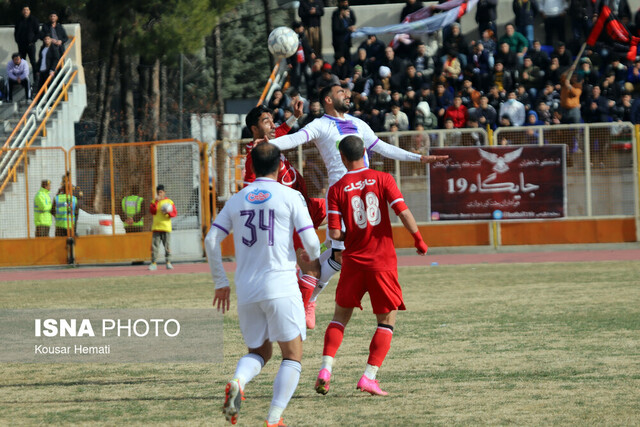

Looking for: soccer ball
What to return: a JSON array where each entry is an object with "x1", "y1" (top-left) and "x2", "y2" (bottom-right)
[
  {"x1": 162, "y1": 204, "x2": 173, "y2": 214},
  {"x1": 268, "y1": 26, "x2": 299, "y2": 59}
]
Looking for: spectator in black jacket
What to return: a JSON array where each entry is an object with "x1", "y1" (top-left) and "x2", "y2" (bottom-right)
[
  {"x1": 331, "y1": 0, "x2": 356, "y2": 60},
  {"x1": 551, "y1": 43, "x2": 573, "y2": 69},
  {"x1": 442, "y1": 23, "x2": 468, "y2": 67},
  {"x1": 36, "y1": 35, "x2": 60, "y2": 92},
  {"x1": 569, "y1": 0, "x2": 595, "y2": 49},
  {"x1": 475, "y1": 0, "x2": 498, "y2": 37},
  {"x1": 400, "y1": 0, "x2": 423, "y2": 22},
  {"x1": 583, "y1": 85, "x2": 612, "y2": 123},
  {"x1": 40, "y1": 12, "x2": 69, "y2": 57},
  {"x1": 494, "y1": 42, "x2": 518, "y2": 70},
  {"x1": 513, "y1": 0, "x2": 539, "y2": 47},
  {"x1": 381, "y1": 46, "x2": 405, "y2": 77},
  {"x1": 611, "y1": 92, "x2": 632, "y2": 121},
  {"x1": 14, "y1": 6, "x2": 40, "y2": 70},
  {"x1": 289, "y1": 22, "x2": 315, "y2": 94},
  {"x1": 358, "y1": 34, "x2": 386, "y2": 75},
  {"x1": 529, "y1": 40, "x2": 550, "y2": 70},
  {"x1": 473, "y1": 95, "x2": 498, "y2": 128},
  {"x1": 395, "y1": 64, "x2": 424, "y2": 94},
  {"x1": 298, "y1": 0, "x2": 324, "y2": 56}
]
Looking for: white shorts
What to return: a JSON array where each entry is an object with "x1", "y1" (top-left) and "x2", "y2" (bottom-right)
[{"x1": 237, "y1": 295, "x2": 306, "y2": 349}]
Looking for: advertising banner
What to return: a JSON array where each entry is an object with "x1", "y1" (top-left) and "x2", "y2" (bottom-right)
[{"x1": 429, "y1": 145, "x2": 566, "y2": 220}]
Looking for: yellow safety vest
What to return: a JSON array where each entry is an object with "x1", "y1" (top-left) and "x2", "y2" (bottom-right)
[
  {"x1": 122, "y1": 195, "x2": 144, "y2": 227},
  {"x1": 34, "y1": 188, "x2": 53, "y2": 227},
  {"x1": 54, "y1": 194, "x2": 77, "y2": 229}
]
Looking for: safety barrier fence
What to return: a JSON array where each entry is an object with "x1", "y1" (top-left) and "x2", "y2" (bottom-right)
[
  {"x1": 1, "y1": 139, "x2": 210, "y2": 238},
  {"x1": 0, "y1": 124, "x2": 638, "y2": 265},
  {"x1": 223, "y1": 124, "x2": 637, "y2": 223}
]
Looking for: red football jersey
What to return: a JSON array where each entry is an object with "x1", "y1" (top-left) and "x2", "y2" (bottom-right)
[
  {"x1": 327, "y1": 167, "x2": 408, "y2": 271},
  {"x1": 243, "y1": 122, "x2": 309, "y2": 196}
]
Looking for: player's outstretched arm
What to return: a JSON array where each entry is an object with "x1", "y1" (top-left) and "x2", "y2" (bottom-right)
[
  {"x1": 420, "y1": 154, "x2": 450, "y2": 163},
  {"x1": 204, "y1": 225, "x2": 231, "y2": 313},
  {"x1": 371, "y1": 139, "x2": 449, "y2": 163},
  {"x1": 398, "y1": 209, "x2": 428, "y2": 255}
]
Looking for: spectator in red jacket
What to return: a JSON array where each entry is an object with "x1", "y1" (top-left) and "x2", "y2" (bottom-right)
[{"x1": 444, "y1": 95, "x2": 468, "y2": 128}]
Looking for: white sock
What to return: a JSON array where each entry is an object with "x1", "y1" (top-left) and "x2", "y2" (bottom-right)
[
  {"x1": 311, "y1": 250, "x2": 341, "y2": 302},
  {"x1": 233, "y1": 353, "x2": 264, "y2": 389},
  {"x1": 267, "y1": 405, "x2": 285, "y2": 424},
  {"x1": 268, "y1": 360, "x2": 301, "y2": 423},
  {"x1": 364, "y1": 364, "x2": 379, "y2": 380},
  {"x1": 320, "y1": 355, "x2": 334, "y2": 373}
]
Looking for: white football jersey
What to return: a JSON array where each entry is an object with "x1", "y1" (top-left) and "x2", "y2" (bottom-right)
[
  {"x1": 211, "y1": 178, "x2": 318, "y2": 305},
  {"x1": 273, "y1": 114, "x2": 381, "y2": 186}
]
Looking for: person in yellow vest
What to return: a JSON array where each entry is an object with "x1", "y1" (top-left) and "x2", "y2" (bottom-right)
[
  {"x1": 121, "y1": 190, "x2": 144, "y2": 233},
  {"x1": 34, "y1": 179, "x2": 53, "y2": 237},
  {"x1": 51, "y1": 182, "x2": 79, "y2": 237},
  {"x1": 149, "y1": 184, "x2": 177, "y2": 270}
]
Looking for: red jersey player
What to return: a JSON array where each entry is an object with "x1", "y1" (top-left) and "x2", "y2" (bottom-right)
[
  {"x1": 315, "y1": 135, "x2": 428, "y2": 396},
  {"x1": 243, "y1": 104, "x2": 326, "y2": 229}
]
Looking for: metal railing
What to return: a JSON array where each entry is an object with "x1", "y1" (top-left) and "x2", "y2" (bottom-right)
[
  {"x1": 221, "y1": 124, "x2": 636, "y2": 222},
  {"x1": 0, "y1": 37, "x2": 78, "y2": 196}
]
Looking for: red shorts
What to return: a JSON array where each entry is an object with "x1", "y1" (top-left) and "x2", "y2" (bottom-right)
[
  {"x1": 335, "y1": 264, "x2": 406, "y2": 314},
  {"x1": 293, "y1": 197, "x2": 326, "y2": 251}
]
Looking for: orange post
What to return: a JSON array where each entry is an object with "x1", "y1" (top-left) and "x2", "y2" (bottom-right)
[
  {"x1": 109, "y1": 146, "x2": 116, "y2": 236},
  {"x1": 257, "y1": 62, "x2": 281, "y2": 106}
]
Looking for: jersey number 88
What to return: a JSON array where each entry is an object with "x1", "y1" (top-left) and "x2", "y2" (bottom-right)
[{"x1": 350, "y1": 192, "x2": 381, "y2": 229}]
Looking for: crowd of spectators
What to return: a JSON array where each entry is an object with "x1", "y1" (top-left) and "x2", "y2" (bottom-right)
[
  {"x1": 284, "y1": 0, "x2": 640, "y2": 136},
  {"x1": 3, "y1": 6, "x2": 67, "y2": 102}
]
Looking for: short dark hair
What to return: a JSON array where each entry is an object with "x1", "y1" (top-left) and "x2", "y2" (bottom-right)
[
  {"x1": 251, "y1": 143, "x2": 281, "y2": 177},
  {"x1": 245, "y1": 105, "x2": 273, "y2": 130},
  {"x1": 156, "y1": 184, "x2": 165, "y2": 192},
  {"x1": 319, "y1": 84, "x2": 340, "y2": 106},
  {"x1": 338, "y1": 135, "x2": 365, "y2": 162},
  {"x1": 11, "y1": 53, "x2": 20, "y2": 59}
]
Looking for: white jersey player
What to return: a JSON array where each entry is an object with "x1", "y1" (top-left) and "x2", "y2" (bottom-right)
[
  {"x1": 206, "y1": 143, "x2": 320, "y2": 427},
  {"x1": 269, "y1": 84, "x2": 448, "y2": 311}
]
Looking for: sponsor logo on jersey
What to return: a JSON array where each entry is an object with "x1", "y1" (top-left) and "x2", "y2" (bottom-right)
[
  {"x1": 246, "y1": 189, "x2": 272, "y2": 204},
  {"x1": 343, "y1": 179, "x2": 376, "y2": 192}
]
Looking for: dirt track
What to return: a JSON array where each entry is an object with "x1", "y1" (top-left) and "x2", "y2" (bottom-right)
[{"x1": 2, "y1": 247, "x2": 639, "y2": 282}]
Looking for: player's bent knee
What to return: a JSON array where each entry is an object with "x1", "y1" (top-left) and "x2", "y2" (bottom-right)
[
  {"x1": 278, "y1": 335, "x2": 303, "y2": 361},
  {"x1": 249, "y1": 340, "x2": 273, "y2": 364}
]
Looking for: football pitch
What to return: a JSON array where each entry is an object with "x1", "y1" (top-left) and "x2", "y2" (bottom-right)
[{"x1": 1, "y1": 260, "x2": 639, "y2": 425}]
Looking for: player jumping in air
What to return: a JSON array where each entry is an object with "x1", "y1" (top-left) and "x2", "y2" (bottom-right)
[
  {"x1": 315, "y1": 135, "x2": 428, "y2": 396},
  {"x1": 243, "y1": 104, "x2": 327, "y2": 328},
  {"x1": 270, "y1": 84, "x2": 447, "y2": 324}
]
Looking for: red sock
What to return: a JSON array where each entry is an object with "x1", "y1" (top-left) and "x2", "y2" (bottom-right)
[
  {"x1": 323, "y1": 321, "x2": 345, "y2": 357},
  {"x1": 298, "y1": 274, "x2": 317, "y2": 308},
  {"x1": 367, "y1": 325, "x2": 393, "y2": 367}
]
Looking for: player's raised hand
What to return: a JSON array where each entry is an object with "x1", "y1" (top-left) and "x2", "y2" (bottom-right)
[
  {"x1": 293, "y1": 99, "x2": 304, "y2": 119},
  {"x1": 420, "y1": 154, "x2": 449, "y2": 163},
  {"x1": 213, "y1": 287, "x2": 230, "y2": 313}
]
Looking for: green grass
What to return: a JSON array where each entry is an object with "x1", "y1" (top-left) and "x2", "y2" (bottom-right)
[{"x1": 1, "y1": 261, "x2": 639, "y2": 426}]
